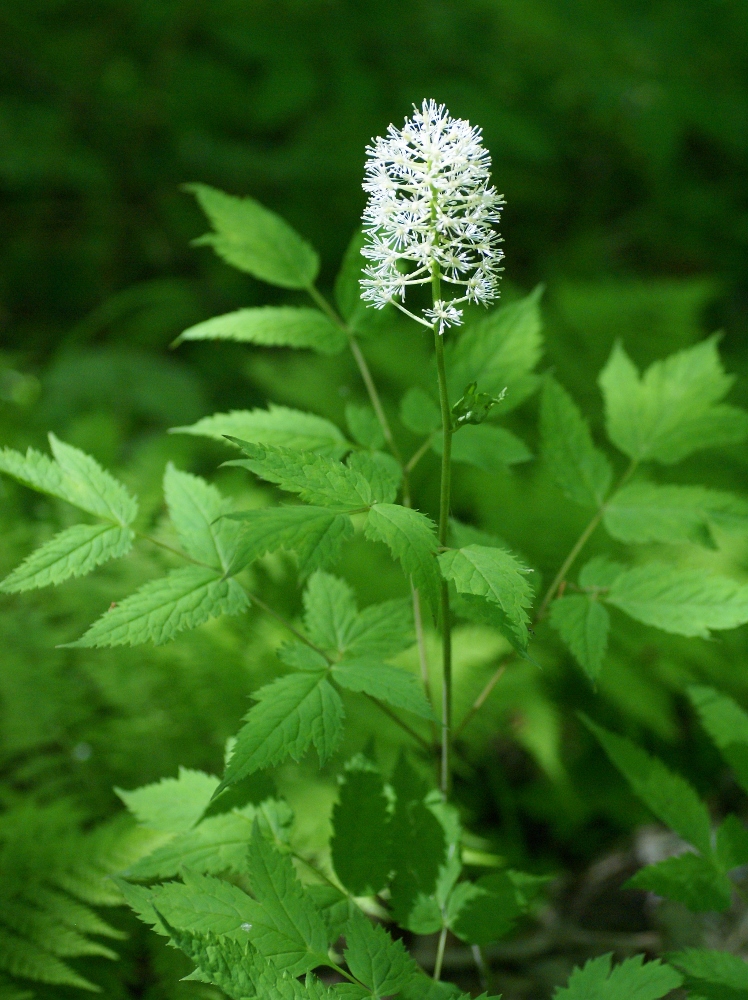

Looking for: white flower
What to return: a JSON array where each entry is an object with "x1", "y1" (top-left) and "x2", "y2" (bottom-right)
[{"x1": 360, "y1": 99, "x2": 504, "y2": 332}]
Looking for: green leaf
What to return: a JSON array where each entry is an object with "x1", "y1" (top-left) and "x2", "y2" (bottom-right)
[
  {"x1": 176, "y1": 306, "x2": 345, "y2": 355},
  {"x1": 159, "y1": 925, "x2": 301, "y2": 1000},
  {"x1": 606, "y1": 563, "x2": 748, "y2": 638},
  {"x1": 540, "y1": 376, "x2": 612, "y2": 507},
  {"x1": 433, "y1": 423, "x2": 532, "y2": 473},
  {"x1": 364, "y1": 505, "x2": 441, "y2": 616},
  {"x1": 579, "y1": 556, "x2": 625, "y2": 589},
  {"x1": 603, "y1": 481, "x2": 748, "y2": 548},
  {"x1": 554, "y1": 953, "x2": 682, "y2": 1000},
  {"x1": 0, "y1": 435, "x2": 137, "y2": 525},
  {"x1": 625, "y1": 853, "x2": 732, "y2": 912},
  {"x1": 227, "y1": 441, "x2": 377, "y2": 510},
  {"x1": 0, "y1": 927, "x2": 100, "y2": 991},
  {"x1": 347, "y1": 451, "x2": 401, "y2": 504},
  {"x1": 715, "y1": 815, "x2": 748, "y2": 872},
  {"x1": 400, "y1": 388, "x2": 441, "y2": 435},
  {"x1": 335, "y1": 229, "x2": 366, "y2": 323},
  {"x1": 668, "y1": 948, "x2": 748, "y2": 1000},
  {"x1": 303, "y1": 571, "x2": 358, "y2": 654},
  {"x1": 331, "y1": 757, "x2": 392, "y2": 897},
  {"x1": 116, "y1": 767, "x2": 219, "y2": 833},
  {"x1": 332, "y1": 658, "x2": 434, "y2": 720},
  {"x1": 164, "y1": 464, "x2": 241, "y2": 571},
  {"x1": 150, "y1": 869, "x2": 258, "y2": 937},
  {"x1": 343, "y1": 909, "x2": 419, "y2": 999},
  {"x1": 445, "y1": 288, "x2": 544, "y2": 411},
  {"x1": 66, "y1": 566, "x2": 248, "y2": 648},
  {"x1": 186, "y1": 183, "x2": 319, "y2": 289},
  {"x1": 388, "y1": 756, "x2": 446, "y2": 929},
  {"x1": 125, "y1": 811, "x2": 255, "y2": 880},
  {"x1": 219, "y1": 672, "x2": 344, "y2": 790},
  {"x1": 688, "y1": 686, "x2": 748, "y2": 795},
  {"x1": 438, "y1": 545, "x2": 534, "y2": 651},
  {"x1": 307, "y1": 885, "x2": 353, "y2": 944},
  {"x1": 345, "y1": 404, "x2": 385, "y2": 450},
  {"x1": 549, "y1": 595, "x2": 609, "y2": 681},
  {"x1": 583, "y1": 717, "x2": 713, "y2": 855},
  {"x1": 344, "y1": 598, "x2": 414, "y2": 660},
  {"x1": 449, "y1": 872, "x2": 523, "y2": 945},
  {"x1": 226, "y1": 506, "x2": 354, "y2": 577},
  {"x1": 244, "y1": 823, "x2": 329, "y2": 974},
  {"x1": 172, "y1": 406, "x2": 350, "y2": 458},
  {"x1": 598, "y1": 337, "x2": 748, "y2": 464},
  {"x1": 0, "y1": 523, "x2": 133, "y2": 593}
]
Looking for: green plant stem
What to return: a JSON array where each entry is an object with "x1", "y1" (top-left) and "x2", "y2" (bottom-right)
[
  {"x1": 432, "y1": 264, "x2": 453, "y2": 798},
  {"x1": 433, "y1": 925, "x2": 449, "y2": 981}
]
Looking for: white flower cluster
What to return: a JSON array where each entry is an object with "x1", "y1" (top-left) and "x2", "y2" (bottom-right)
[{"x1": 360, "y1": 99, "x2": 504, "y2": 333}]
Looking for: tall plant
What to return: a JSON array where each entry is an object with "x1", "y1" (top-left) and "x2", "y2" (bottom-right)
[{"x1": 2, "y1": 101, "x2": 748, "y2": 998}]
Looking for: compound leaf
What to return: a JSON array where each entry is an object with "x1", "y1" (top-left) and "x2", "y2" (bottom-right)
[
  {"x1": 116, "y1": 767, "x2": 219, "y2": 834},
  {"x1": 163, "y1": 464, "x2": 240, "y2": 571},
  {"x1": 149, "y1": 870, "x2": 257, "y2": 937},
  {"x1": 1, "y1": 523, "x2": 133, "y2": 593},
  {"x1": 343, "y1": 909, "x2": 419, "y2": 999},
  {"x1": 584, "y1": 717, "x2": 713, "y2": 856},
  {"x1": 186, "y1": 184, "x2": 319, "y2": 290},
  {"x1": 365, "y1": 505, "x2": 440, "y2": 616},
  {"x1": 606, "y1": 563, "x2": 748, "y2": 638},
  {"x1": 219, "y1": 673, "x2": 344, "y2": 790},
  {"x1": 332, "y1": 658, "x2": 434, "y2": 720},
  {"x1": 554, "y1": 953, "x2": 682, "y2": 1000},
  {"x1": 303, "y1": 572, "x2": 358, "y2": 654},
  {"x1": 176, "y1": 306, "x2": 345, "y2": 355},
  {"x1": 226, "y1": 506, "x2": 354, "y2": 577},
  {"x1": 598, "y1": 338, "x2": 748, "y2": 464},
  {"x1": 172, "y1": 406, "x2": 350, "y2": 459},
  {"x1": 549, "y1": 595, "x2": 609, "y2": 681},
  {"x1": 66, "y1": 566, "x2": 248, "y2": 648},
  {"x1": 540, "y1": 376, "x2": 611, "y2": 508},
  {"x1": 345, "y1": 598, "x2": 413, "y2": 659},
  {"x1": 125, "y1": 812, "x2": 254, "y2": 880}
]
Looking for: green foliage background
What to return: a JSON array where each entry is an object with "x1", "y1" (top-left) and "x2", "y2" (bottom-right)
[{"x1": 0, "y1": 1, "x2": 747, "y2": 996}]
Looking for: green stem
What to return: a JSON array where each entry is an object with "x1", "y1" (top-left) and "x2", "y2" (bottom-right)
[
  {"x1": 433, "y1": 925, "x2": 448, "y2": 981},
  {"x1": 432, "y1": 264, "x2": 453, "y2": 798}
]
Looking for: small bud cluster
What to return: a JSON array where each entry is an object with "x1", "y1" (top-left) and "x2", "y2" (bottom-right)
[{"x1": 360, "y1": 100, "x2": 504, "y2": 333}]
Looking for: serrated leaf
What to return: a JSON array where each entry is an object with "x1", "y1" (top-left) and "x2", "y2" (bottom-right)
[
  {"x1": 303, "y1": 571, "x2": 358, "y2": 653},
  {"x1": 433, "y1": 423, "x2": 532, "y2": 473},
  {"x1": 554, "y1": 953, "x2": 682, "y2": 1000},
  {"x1": 331, "y1": 758, "x2": 392, "y2": 897},
  {"x1": 307, "y1": 885, "x2": 353, "y2": 944},
  {"x1": 549, "y1": 595, "x2": 609, "y2": 681},
  {"x1": 244, "y1": 823, "x2": 330, "y2": 974},
  {"x1": 438, "y1": 545, "x2": 534, "y2": 651},
  {"x1": 343, "y1": 909, "x2": 419, "y2": 998},
  {"x1": 364, "y1": 504, "x2": 440, "y2": 616},
  {"x1": 445, "y1": 288, "x2": 544, "y2": 411},
  {"x1": 116, "y1": 767, "x2": 219, "y2": 833},
  {"x1": 219, "y1": 672, "x2": 343, "y2": 790},
  {"x1": 227, "y1": 441, "x2": 376, "y2": 509},
  {"x1": 164, "y1": 463, "x2": 240, "y2": 571},
  {"x1": 668, "y1": 948, "x2": 748, "y2": 1000},
  {"x1": 67, "y1": 566, "x2": 248, "y2": 648},
  {"x1": 125, "y1": 811, "x2": 254, "y2": 880},
  {"x1": 584, "y1": 717, "x2": 713, "y2": 855},
  {"x1": 540, "y1": 376, "x2": 612, "y2": 507},
  {"x1": 598, "y1": 337, "x2": 748, "y2": 464},
  {"x1": 176, "y1": 306, "x2": 345, "y2": 355},
  {"x1": 0, "y1": 927, "x2": 100, "y2": 991},
  {"x1": 388, "y1": 756, "x2": 446, "y2": 929},
  {"x1": 161, "y1": 924, "x2": 300, "y2": 1000},
  {"x1": 603, "y1": 481, "x2": 748, "y2": 548},
  {"x1": 606, "y1": 563, "x2": 748, "y2": 638},
  {"x1": 449, "y1": 872, "x2": 523, "y2": 945},
  {"x1": 226, "y1": 506, "x2": 354, "y2": 577},
  {"x1": 715, "y1": 815, "x2": 748, "y2": 872},
  {"x1": 688, "y1": 686, "x2": 748, "y2": 795},
  {"x1": 0, "y1": 523, "x2": 133, "y2": 593},
  {"x1": 400, "y1": 388, "x2": 441, "y2": 435},
  {"x1": 345, "y1": 598, "x2": 414, "y2": 659},
  {"x1": 150, "y1": 869, "x2": 257, "y2": 937},
  {"x1": 332, "y1": 658, "x2": 434, "y2": 720},
  {"x1": 186, "y1": 183, "x2": 319, "y2": 289},
  {"x1": 0, "y1": 436, "x2": 137, "y2": 525},
  {"x1": 347, "y1": 451, "x2": 400, "y2": 504},
  {"x1": 346, "y1": 404, "x2": 385, "y2": 450},
  {"x1": 172, "y1": 405, "x2": 350, "y2": 459},
  {"x1": 626, "y1": 852, "x2": 732, "y2": 912}
]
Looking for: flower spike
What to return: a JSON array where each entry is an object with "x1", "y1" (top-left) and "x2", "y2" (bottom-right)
[{"x1": 360, "y1": 99, "x2": 504, "y2": 332}]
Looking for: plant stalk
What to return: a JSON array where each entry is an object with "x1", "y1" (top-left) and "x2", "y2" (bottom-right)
[
  {"x1": 433, "y1": 926, "x2": 449, "y2": 981},
  {"x1": 432, "y1": 263, "x2": 453, "y2": 798}
]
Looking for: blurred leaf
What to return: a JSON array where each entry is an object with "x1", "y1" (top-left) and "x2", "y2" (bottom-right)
[{"x1": 549, "y1": 595, "x2": 609, "y2": 681}]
